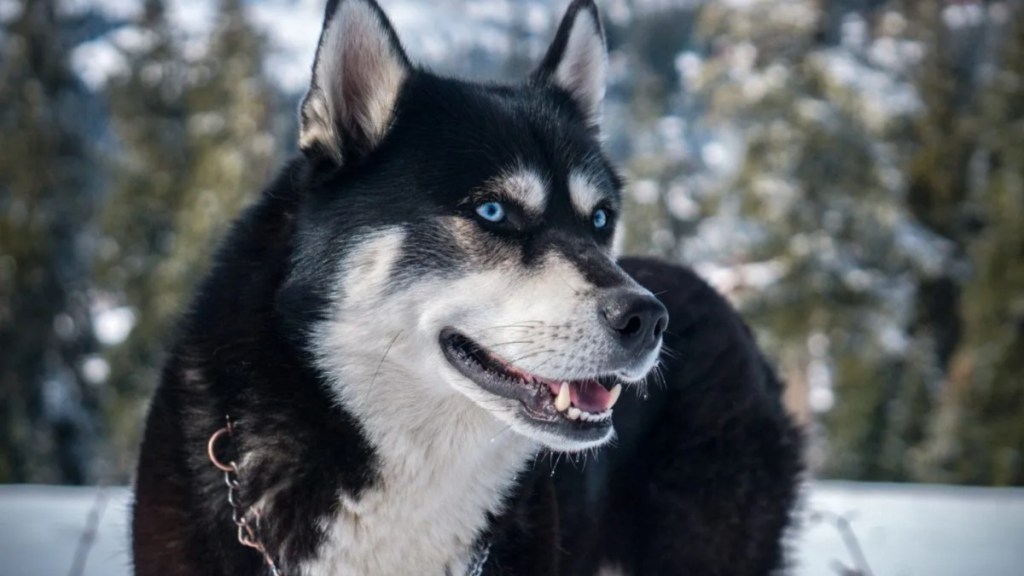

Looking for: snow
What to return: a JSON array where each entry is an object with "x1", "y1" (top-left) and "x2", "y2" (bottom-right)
[
  {"x1": 796, "y1": 482, "x2": 1024, "y2": 575},
  {"x1": 60, "y1": 0, "x2": 735, "y2": 95},
  {"x1": 894, "y1": 219, "x2": 954, "y2": 278},
  {"x1": 665, "y1": 184, "x2": 700, "y2": 220},
  {"x1": 943, "y1": 3, "x2": 986, "y2": 30},
  {"x1": 695, "y1": 259, "x2": 789, "y2": 295},
  {"x1": 247, "y1": 0, "x2": 323, "y2": 92},
  {"x1": 816, "y1": 49, "x2": 922, "y2": 130},
  {"x1": 806, "y1": 332, "x2": 835, "y2": 412},
  {"x1": 82, "y1": 355, "x2": 111, "y2": 384},
  {"x1": 2, "y1": 481, "x2": 1022, "y2": 575},
  {"x1": 71, "y1": 35, "x2": 130, "y2": 91},
  {"x1": 841, "y1": 13, "x2": 868, "y2": 49},
  {"x1": 92, "y1": 305, "x2": 136, "y2": 346},
  {"x1": 630, "y1": 179, "x2": 660, "y2": 205},
  {"x1": 61, "y1": 0, "x2": 141, "y2": 20},
  {"x1": 675, "y1": 51, "x2": 703, "y2": 87},
  {"x1": 165, "y1": 0, "x2": 217, "y2": 60},
  {"x1": 0, "y1": 486, "x2": 131, "y2": 576},
  {"x1": 701, "y1": 140, "x2": 732, "y2": 172},
  {"x1": 0, "y1": 0, "x2": 21, "y2": 23},
  {"x1": 67, "y1": 0, "x2": 562, "y2": 93}
]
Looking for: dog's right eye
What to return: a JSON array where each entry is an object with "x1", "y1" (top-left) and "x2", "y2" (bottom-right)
[{"x1": 475, "y1": 201, "x2": 506, "y2": 223}]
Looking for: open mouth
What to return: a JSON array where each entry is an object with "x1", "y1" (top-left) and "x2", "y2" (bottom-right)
[{"x1": 440, "y1": 328, "x2": 622, "y2": 438}]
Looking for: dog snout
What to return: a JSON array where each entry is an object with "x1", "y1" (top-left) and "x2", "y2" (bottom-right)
[{"x1": 599, "y1": 290, "x2": 668, "y2": 355}]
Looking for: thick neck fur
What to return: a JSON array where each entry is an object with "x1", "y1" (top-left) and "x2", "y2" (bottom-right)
[
  {"x1": 136, "y1": 170, "x2": 540, "y2": 575},
  {"x1": 293, "y1": 227, "x2": 539, "y2": 572},
  {"x1": 300, "y1": 361, "x2": 537, "y2": 575}
]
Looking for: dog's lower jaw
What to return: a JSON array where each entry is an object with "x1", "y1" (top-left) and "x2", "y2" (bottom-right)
[
  {"x1": 302, "y1": 371, "x2": 539, "y2": 575},
  {"x1": 448, "y1": 377, "x2": 617, "y2": 454},
  {"x1": 512, "y1": 417, "x2": 615, "y2": 453}
]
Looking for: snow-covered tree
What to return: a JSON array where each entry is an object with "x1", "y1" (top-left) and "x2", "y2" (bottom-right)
[
  {"x1": 918, "y1": 1, "x2": 1024, "y2": 486},
  {"x1": 94, "y1": 0, "x2": 279, "y2": 479},
  {"x1": 615, "y1": 0, "x2": 953, "y2": 479},
  {"x1": 0, "y1": 0, "x2": 100, "y2": 483},
  {"x1": 156, "y1": 0, "x2": 279, "y2": 299},
  {"x1": 96, "y1": 0, "x2": 194, "y2": 477}
]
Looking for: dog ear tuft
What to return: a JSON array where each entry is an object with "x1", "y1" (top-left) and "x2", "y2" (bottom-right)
[
  {"x1": 532, "y1": 0, "x2": 608, "y2": 129},
  {"x1": 299, "y1": 0, "x2": 410, "y2": 164}
]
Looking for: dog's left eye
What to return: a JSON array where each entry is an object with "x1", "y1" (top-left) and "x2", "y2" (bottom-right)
[
  {"x1": 593, "y1": 208, "x2": 609, "y2": 230},
  {"x1": 475, "y1": 201, "x2": 506, "y2": 223}
]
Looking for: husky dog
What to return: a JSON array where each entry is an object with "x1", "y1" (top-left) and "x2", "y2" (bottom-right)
[{"x1": 131, "y1": 0, "x2": 802, "y2": 574}]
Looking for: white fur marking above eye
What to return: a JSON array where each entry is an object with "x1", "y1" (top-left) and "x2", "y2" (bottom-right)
[
  {"x1": 553, "y1": 9, "x2": 607, "y2": 125},
  {"x1": 486, "y1": 169, "x2": 548, "y2": 215},
  {"x1": 569, "y1": 171, "x2": 606, "y2": 216}
]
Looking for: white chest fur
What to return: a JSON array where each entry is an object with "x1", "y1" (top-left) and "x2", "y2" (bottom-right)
[
  {"x1": 303, "y1": 229, "x2": 540, "y2": 574},
  {"x1": 298, "y1": 397, "x2": 536, "y2": 576}
]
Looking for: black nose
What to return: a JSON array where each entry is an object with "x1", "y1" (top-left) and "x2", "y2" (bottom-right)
[{"x1": 599, "y1": 290, "x2": 669, "y2": 353}]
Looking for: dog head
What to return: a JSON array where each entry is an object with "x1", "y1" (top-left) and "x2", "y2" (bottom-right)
[{"x1": 287, "y1": 0, "x2": 667, "y2": 452}]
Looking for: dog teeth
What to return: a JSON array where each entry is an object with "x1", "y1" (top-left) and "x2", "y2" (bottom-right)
[
  {"x1": 554, "y1": 382, "x2": 571, "y2": 412},
  {"x1": 577, "y1": 409, "x2": 613, "y2": 422},
  {"x1": 551, "y1": 380, "x2": 618, "y2": 421},
  {"x1": 608, "y1": 384, "x2": 622, "y2": 409}
]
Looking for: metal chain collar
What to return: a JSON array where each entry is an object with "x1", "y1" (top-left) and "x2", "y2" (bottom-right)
[
  {"x1": 207, "y1": 417, "x2": 284, "y2": 576},
  {"x1": 466, "y1": 542, "x2": 491, "y2": 576},
  {"x1": 208, "y1": 416, "x2": 494, "y2": 576}
]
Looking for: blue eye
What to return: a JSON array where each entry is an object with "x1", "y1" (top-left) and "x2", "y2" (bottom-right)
[
  {"x1": 475, "y1": 201, "x2": 506, "y2": 223},
  {"x1": 593, "y1": 208, "x2": 609, "y2": 229}
]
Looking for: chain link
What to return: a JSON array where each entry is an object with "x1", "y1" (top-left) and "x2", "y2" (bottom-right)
[
  {"x1": 208, "y1": 418, "x2": 284, "y2": 576},
  {"x1": 466, "y1": 542, "x2": 491, "y2": 576}
]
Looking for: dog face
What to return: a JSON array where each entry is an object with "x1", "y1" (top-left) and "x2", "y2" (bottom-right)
[{"x1": 287, "y1": 0, "x2": 667, "y2": 452}]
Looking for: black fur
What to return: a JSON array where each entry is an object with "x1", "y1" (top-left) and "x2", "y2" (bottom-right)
[
  {"x1": 132, "y1": 1, "x2": 802, "y2": 574},
  {"x1": 133, "y1": 209, "x2": 802, "y2": 574},
  {"x1": 133, "y1": 163, "x2": 381, "y2": 575}
]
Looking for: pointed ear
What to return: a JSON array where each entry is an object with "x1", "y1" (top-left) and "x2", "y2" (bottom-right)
[
  {"x1": 299, "y1": 0, "x2": 410, "y2": 164},
  {"x1": 532, "y1": 0, "x2": 608, "y2": 129}
]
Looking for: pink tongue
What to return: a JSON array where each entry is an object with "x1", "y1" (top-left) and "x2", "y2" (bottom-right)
[
  {"x1": 541, "y1": 379, "x2": 612, "y2": 413},
  {"x1": 569, "y1": 381, "x2": 611, "y2": 413}
]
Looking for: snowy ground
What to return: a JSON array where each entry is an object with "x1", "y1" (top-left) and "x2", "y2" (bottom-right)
[
  {"x1": 1, "y1": 481, "x2": 1022, "y2": 575},
  {"x1": 793, "y1": 481, "x2": 1024, "y2": 575}
]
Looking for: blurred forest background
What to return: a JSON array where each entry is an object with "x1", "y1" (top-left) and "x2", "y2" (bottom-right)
[{"x1": 0, "y1": 0, "x2": 1021, "y2": 487}]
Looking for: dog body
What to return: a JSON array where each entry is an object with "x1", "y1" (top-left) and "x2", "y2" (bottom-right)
[{"x1": 132, "y1": 1, "x2": 801, "y2": 574}]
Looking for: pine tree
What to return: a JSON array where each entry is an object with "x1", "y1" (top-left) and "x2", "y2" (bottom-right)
[
  {"x1": 903, "y1": 0, "x2": 980, "y2": 385},
  {"x1": 0, "y1": 0, "x2": 99, "y2": 483},
  {"x1": 95, "y1": 0, "x2": 279, "y2": 478},
  {"x1": 656, "y1": 0, "x2": 935, "y2": 479},
  {"x1": 97, "y1": 0, "x2": 193, "y2": 477},
  {"x1": 919, "y1": 3, "x2": 1024, "y2": 486},
  {"x1": 155, "y1": 0, "x2": 278, "y2": 304}
]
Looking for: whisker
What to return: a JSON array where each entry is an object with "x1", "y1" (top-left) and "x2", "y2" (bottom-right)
[
  {"x1": 473, "y1": 322, "x2": 545, "y2": 333},
  {"x1": 368, "y1": 331, "x2": 402, "y2": 388},
  {"x1": 527, "y1": 353, "x2": 558, "y2": 375},
  {"x1": 648, "y1": 361, "x2": 668, "y2": 390},
  {"x1": 505, "y1": 348, "x2": 551, "y2": 366},
  {"x1": 488, "y1": 425, "x2": 512, "y2": 443},
  {"x1": 551, "y1": 452, "x2": 563, "y2": 475},
  {"x1": 659, "y1": 344, "x2": 681, "y2": 361},
  {"x1": 553, "y1": 271, "x2": 581, "y2": 297},
  {"x1": 476, "y1": 340, "x2": 536, "y2": 349}
]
